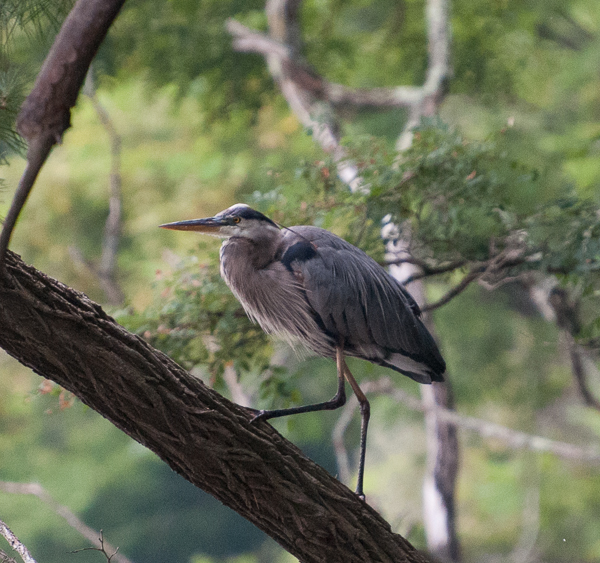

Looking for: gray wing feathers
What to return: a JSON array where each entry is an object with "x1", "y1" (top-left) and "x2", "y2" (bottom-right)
[
  {"x1": 308, "y1": 248, "x2": 417, "y2": 350},
  {"x1": 283, "y1": 226, "x2": 445, "y2": 378}
]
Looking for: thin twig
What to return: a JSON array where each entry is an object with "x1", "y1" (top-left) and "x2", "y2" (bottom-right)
[
  {"x1": 0, "y1": 549, "x2": 18, "y2": 563},
  {"x1": 569, "y1": 341, "x2": 600, "y2": 412},
  {"x1": 420, "y1": 249, "x2": 531, "y2": 312},
  {"x1": 388, "y1": 259, "x2": 469, "y2": 282},
  {"x1": 0, "y1": 482, "x2": 134, "y2": 563},
  {"x1": 71, "y1": 531, "x2": 121, "y2": 563},
  {"x1": 420, "y1": 268, "x2": 482, "y2": 312},
  {"x1": 77, "y1": 69, "x2": 125, "y2": 305}
]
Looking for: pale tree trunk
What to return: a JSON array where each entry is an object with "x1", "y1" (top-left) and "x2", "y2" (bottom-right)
[
  {"x1": 389, "y1": 259, "x2": 460, "y2": 562},
  {"x1": 228, "y1": 1, "x2": 459, "y2": 558}
]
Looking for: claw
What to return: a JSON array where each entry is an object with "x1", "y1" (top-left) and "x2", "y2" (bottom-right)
[{"x1": 247, "y1": 408, "x2": 267, "y2": 424}]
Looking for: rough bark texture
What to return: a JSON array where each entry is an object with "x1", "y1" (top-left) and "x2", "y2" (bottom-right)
[
  {"x1": 16, "y1": 0, "x2": 126, "y2": 143},
  {"x1": 0, "y1": 251, "x2": 432, "y2": 563}
]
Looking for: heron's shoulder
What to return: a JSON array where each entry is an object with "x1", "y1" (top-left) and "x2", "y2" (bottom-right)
[{"x1": 283, "y1": 226, "x2": 355, "y2": 251}]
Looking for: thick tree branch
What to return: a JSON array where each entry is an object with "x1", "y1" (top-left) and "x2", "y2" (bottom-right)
[
  {"x1": 0, "y1": 251, "x2": 432, "y2": 563},
  {"x1": 0, "y1": 0, "x2": 126, "y2": 264}
]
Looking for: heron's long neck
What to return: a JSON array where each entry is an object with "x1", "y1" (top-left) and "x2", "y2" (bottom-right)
[{"x1": 220, "y1": 231, "x2": 283, "y2": 288}]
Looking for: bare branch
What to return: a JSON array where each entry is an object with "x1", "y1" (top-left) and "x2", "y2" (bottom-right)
[
  {"x1": 78, "y1": 70, "x2": 125, "y2": 305},
  {"x1": 424, "y1": 0, "x2": 451, "y2": 97},
  {"x1": 569, "y1": 341, "x2": 600, "y2": 411},
  {"x1": 0, "y1": 549, "x2": 18, "y2": 563},
  {"x1": 227, "y1": 19, "x2": 291, "y2": 60},
  {"x1": 419, "y1": 248, "x2": 532, "y2": 312},
  {"x1": 0, "y1": 136, "x2": 54, "y2": 268},
  {"x1": 397, "y1": 0, "x2": 450, "y2": 149},
  {"x1": 537, "y1": 284, "x2": 600, "y2": 412},
  {"x1": 227, "y1": 15, "x2": 361, "y2": 191},
  {"x1": 71, "y1": 530, "x2": 122, "y2": 563},
  {"x1": 400, "y1": 266, "x2": 460, "y2": 562},
  {"x1": 360, "y1": 378, "x2": 600, "y2": 463},
  {"x1": 420, "y1": 382, "x2": 460, "y2": 562},
  {"x1": 0, "y1": 482, "x2": 134, "y2": 563},
  {"x1": 0, "y1": 520, "x2": 36, "y2": 563},
  {"x1": 420, "y1": 269, "x2": 482, "y2": 312},
  {"x1": 385, "y1": 259, "x2": 468, "y2": 282},
  {"x1": 326, "y1": 84, "x2": 425, "y2": 109},
  {"x1": 227, "y1": 21, "x2": 424, "y2": 109}
]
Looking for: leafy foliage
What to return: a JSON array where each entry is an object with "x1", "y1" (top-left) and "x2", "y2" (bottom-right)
[
  {"x1": 103, "y1": 0, "x2": 271, "y2": 120},
  {"x1": 117, "y1": 253, "x2": 272, "y2": 378},
  {"x1": 116, "y1": 252, "x2": 299, "y2": 409},
  {"x1": 0, "y1": 0, "x2": 73, "y2": 162},
  {"x1": 2, "y1": 0, "x2": 600, "y2": 562},
  {"x1": 358, "y1": 121, "x2": 600, "y2": 274}
]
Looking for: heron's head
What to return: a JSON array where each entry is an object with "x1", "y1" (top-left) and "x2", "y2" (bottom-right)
[{"x1": 160, "y1": 204, "x2": 280, "y2": 240}]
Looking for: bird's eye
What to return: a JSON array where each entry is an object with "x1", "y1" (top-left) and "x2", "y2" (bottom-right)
[{"x1": 233, "y1": 217, "x2": 241, "y2": 224}]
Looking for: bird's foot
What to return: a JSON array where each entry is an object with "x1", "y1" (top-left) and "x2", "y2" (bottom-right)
[
  {"x1": 247, "y1": 408, "x2": 268, "y2": 424},
  {"x1": 355, "y1": 490, "x2": 366, "y2": 502}
]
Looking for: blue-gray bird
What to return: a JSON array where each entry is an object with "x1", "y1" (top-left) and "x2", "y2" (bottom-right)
[{"x1": 161, "y1": 203, "x2": 445, "y2": 498}]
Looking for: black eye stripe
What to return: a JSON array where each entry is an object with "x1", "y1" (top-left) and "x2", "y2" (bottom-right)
[{"x1": 222, "y1": 207, "x2": 278, "y2": 227}]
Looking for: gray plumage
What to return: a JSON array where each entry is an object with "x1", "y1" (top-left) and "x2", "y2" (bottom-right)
[
  {"x1": 161, "y1": 203, "x2": 445, "y2": 498},
  {"x1": 221, "y1": 222, "x2": 444, "y2": 383}
]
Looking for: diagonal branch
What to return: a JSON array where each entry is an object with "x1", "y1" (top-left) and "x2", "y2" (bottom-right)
[
  {"x1": 569, "y1": 341, "x2": 600, "y2": 411},
  {"x1": 420, "y1": 268, "x2": 482, "y2": 312},
  {"x1": 547, "y1": 287, "x2": 600, "y2": 412},
  {"x1": 226, "y1": 23, "x2": 425, "y2": 109},
  {"x1": 0, "y1": 0, "x2": 126, "y2": 265},
  {"x1": 67, "y1": 69, "x2": 126, "y2": 306},
  {"x1": 227, "y1": 14, "x2": 361, "y2": 190},
  {"x1": 0, "y1": 250, "x2": 432, "y2": 563},
  {"x1": 0, "y1": 520, "x2": 36, "y2": 563}
]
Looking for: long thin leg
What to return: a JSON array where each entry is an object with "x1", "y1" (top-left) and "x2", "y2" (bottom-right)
[
  {"x1": 340, "y1": 356, "x2": 370, "y2": 500},
  {"x1": 249, "y1": 347, "x2": 346, "y2": 422}
]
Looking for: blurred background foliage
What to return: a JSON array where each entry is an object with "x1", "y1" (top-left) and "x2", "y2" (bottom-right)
[{"x1": 1, "y1": 0, "x2": 600, "y2": 562}]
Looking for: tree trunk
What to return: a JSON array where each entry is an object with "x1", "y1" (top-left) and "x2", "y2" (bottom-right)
[{"x1": 0, "y1": 250, "x2": 433, "y2": 563}]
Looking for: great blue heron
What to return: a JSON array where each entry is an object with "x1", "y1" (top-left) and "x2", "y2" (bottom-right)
[{"x1": 161, "y1": 203, "x2": 445, "y2": 498}]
